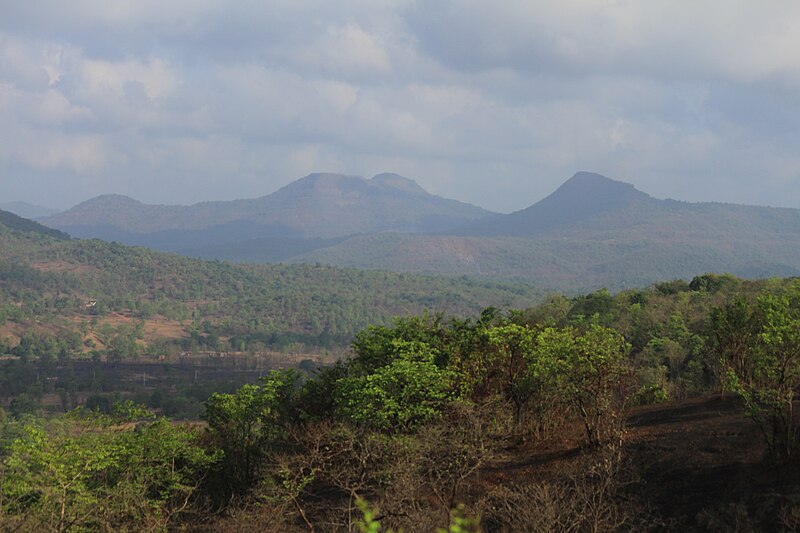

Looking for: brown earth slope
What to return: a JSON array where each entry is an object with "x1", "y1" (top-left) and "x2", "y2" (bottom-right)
[{"x1": 481, "y1": 395, "x2": 797, "y2": 531}]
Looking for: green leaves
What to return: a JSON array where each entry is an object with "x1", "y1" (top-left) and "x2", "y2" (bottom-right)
[
  {"x1": 716, "y1": 282, "x2": 800, "y2": 460},
  {"x1": 336, "y1": 340, "x2": 456, "y2": 432},
  {"x1": 1, "y1": 408, "x2": 214, "y2": 530},
  {"x1": 529, "y1": 325, "x2": 631, "y2": 446},
  {"x1": 202, "y1": 369, "x2": 301, "y2": 494}
]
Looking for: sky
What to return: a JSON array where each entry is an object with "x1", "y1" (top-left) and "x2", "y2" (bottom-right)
[{"x1": 1, "y1": 1, "x2": 800, "y2": 213}]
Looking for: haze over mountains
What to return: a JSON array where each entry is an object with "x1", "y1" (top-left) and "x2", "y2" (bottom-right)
[
  {"x1": 38, "y1": 171, "x2": 800, "y2": 292},
  {"x1": 0, "y1": 207, "x2": 69, "y2": 240},
  {"x1": 0, "y1": 202, "x2": 60, "y2": 220},
  {"x1": 45, "y1": 172, "x2": 490, "y2": 236}
]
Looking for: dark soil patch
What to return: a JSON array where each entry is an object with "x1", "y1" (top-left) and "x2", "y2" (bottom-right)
[{"x1": 480, "y1": 395, "x2": 800, "y2": 531}]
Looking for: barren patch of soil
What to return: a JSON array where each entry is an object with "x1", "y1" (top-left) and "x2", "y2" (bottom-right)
[{"x1": 480, "y1": 395, "x2": 799, "y2": 530}]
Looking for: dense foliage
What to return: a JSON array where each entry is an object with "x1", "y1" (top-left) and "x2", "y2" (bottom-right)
[
  {"x1": 4, "y1": 271, "x2": 800, "y2": 530},
  {"x1": 0, "y1": 221, "x2": 540, "y2": 357},
  {"x1": 4, "y1": 216, "x2": 800, "y2": 530},
  {"x1": 0, "y1": 404, "x2": 217, "y2": 531},
  {"x1": 0, "y1": 208, "x2": 68, "y2": 240}
]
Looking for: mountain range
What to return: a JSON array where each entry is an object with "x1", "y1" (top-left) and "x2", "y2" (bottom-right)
[
  {"x1": 44, "y1": 172, "x2": 490, "y2": 235},
  {"x1": 39, "y1": 171, "x2": 800, "y2": 292}
]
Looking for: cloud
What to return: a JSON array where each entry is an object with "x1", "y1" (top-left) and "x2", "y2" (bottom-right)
[
  {"x1": 0, "y1": 126, "x2": 112, "y2": 174},
  {"x1": 0, "y1": 2, "x2": 799, "y2": 212},
  {"x1": 78, "y1": 58, "x2": 178, "y2": 100},
  {"x1": 405, "y1": 1, "x2": 800, "y2": 85},
  {"x1": 289, "y1": 24, "x2": 392, "y2": 77}
]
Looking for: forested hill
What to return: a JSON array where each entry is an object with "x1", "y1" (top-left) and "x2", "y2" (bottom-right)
[
  {"x1": 453, "y1": 171, "x2": 800, "y2": 240},
  {"x1": 0, "y1": 207, "x2": 69, "y2": 240},
  {"x1": 296, "y1": 172, "x2": 800, "y2": 291},
  {"x1": 0, "y1": 216, "x2": 540, "y2": 355},
  {"x1": 34, "y1": 171, "x2": 800, "y2": 293}
]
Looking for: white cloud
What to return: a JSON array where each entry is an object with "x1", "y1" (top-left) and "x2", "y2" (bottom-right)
[
  {"x1": 290, "y1": 24, "x2": 392, "y2": 76},
  {"x1": 79, "y1": 57, "x2": 178, "y2": 100},
  {"x1": 406, "y1": 1, "x2": 800, "y2": 85},
  {"x1": 0, "y1": 128, "x2": 111, "y2": 174},
  {"x1": 0, "y1": 2, "x2": 799, "y2": 211}
]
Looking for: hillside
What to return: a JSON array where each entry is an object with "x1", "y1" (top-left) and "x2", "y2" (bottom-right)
[
  {"x1": 0, "y1": 215, "x2": 540, "y2": 356},
  {"x1": 42, "y1": 172, "x2": 493, "y2": 242},
  {"x1": 456, "y1": 171, "x2": 800, "y2": 242},
  {"x1": 5, "y1": 205, "x2": 800, "y2": 530},
  {"x1": 455, "y1": 171, "x2": 656, "y2": 237},
  {"x1": 0, "y1": 207, "x2": 69, "y2": 240},
  {"x1": 6, "y1": 271, "x2": 800, "y2": 530},
  {"x1": 0, "y1": 201, "x2": 60, "y2": 219},
  {"x1": 296, "y1": 172, "x2": 800, "y2": 291},
  {"x1": 37, "y1": 170, "x2": 800, "y2": 293}
]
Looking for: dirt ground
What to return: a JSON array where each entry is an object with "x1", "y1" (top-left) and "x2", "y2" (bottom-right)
[
  {"x1": 199, "y1": 394, "x2": 800, "y2": 532},
  {"x1": 481, "y1": 395, "x2": 800, "y2": 531},
  {"x1": 90, "y1": 312, "x2": 188, "y2": 339}
]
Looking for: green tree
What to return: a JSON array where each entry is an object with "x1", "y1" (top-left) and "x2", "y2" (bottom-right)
[
  {"x1": 487, "y1": 324, "x2": 537, "y2": 426},
  {"x1": 708, "y1": 296, "x2": 759, "y2": 395},
  {"x1": 725, "y1": 284, "x2": 800, "y2": 460},
  {"x1": 203, "y1": 369, "x2": 300, "y2": 494},
  {"x1": 1, "y1": 424, "x2": 112, "y2": 531},
  {"x1": 568, "y1": 325, "x2": 631, "y2": 447},
  {"x1": 336, "y1": 340, "x2": 455, "y2": 432},
  {"x1": 101, "y1": 416, "x2": 218, "y2": 528},
  {"x1": 533, "y1": 326, "x2": 631, "y2": 447},
  {"x1": 0, "y1": 409, "x2": 214, "y2": 531}
]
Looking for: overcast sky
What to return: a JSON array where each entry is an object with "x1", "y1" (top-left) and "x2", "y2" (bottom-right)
[{"x1": 1, "y1": 1, "x2": 800, "y2": 213}]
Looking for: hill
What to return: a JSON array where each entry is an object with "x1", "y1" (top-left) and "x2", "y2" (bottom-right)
[
  {"x1": 455, "y1": 171, "x2": 656, "y2": 237},
  {"x1": 41, "y1": 172, "x2": 493, "y2": 247},
  {"x1": 0, "y1": 216, "x2": 540, "y2": 356},
  {"x1": 39, "y1": 170, "x2": 800, "y2": 293},
  {"x1": 0, "y1": 201, "x2": 60, "y2": 219},
  {"x1": 0, "y1": 207, "x2": 69, "y2": 240},
  {"x1": 295, "y1": 172, "x2": 800, "y2": 292}
]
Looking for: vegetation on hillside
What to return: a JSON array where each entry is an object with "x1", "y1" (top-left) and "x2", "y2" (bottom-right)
[
  {"x1": 4, "y1": 264, "x2": 800, "y2": 530},
  {"x1": 40, "y1": 173, "x2": 800, "y2": 293},
  {"x1": 0, "y1": 221, "x2": 540, "y2": 358},
  {"x1": 0, "y1": 208, "x2": 68, "y2": 240},
  {"x1": 0, "y1": 217, "x2": 542, "y2": 418}
]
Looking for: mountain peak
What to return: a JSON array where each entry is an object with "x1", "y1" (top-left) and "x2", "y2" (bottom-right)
[
  {"x1": 454, "y1": 171, "x2": 653, "y2": 237},
  {"x1": 370, "y1": 173, "x2": 428, "y2": 195},
  {"x1": 41, "y1": 194, "x2": 151, "y2": 231},
  {"x1": 281, "y1": 173, "x2": 371, "y2": 195},
  {"x1": 301, "y1": 172, "x2": 361, "y2": 183},
  {"x1": 554, "y1": 171, "x2": 646, "y2": 200},
  {"x1": 77, "y1": 194, "x2": 143, "y2": 208}
]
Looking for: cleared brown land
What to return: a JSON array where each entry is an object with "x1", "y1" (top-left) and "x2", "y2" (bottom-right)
[
  {"x1": 30, "y1": 260, "x2": 95, "y2": 275},
  {"x1": 471, "y1": 395, "x2": 795, "y2": 531}
]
